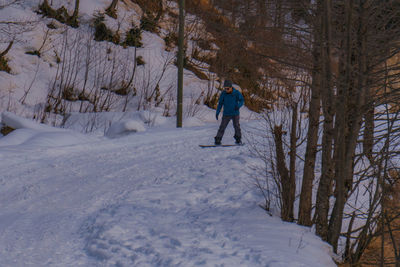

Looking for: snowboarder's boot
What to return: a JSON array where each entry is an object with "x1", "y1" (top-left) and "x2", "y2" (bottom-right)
[
  {"x1": 214, "y1": 137, "x2": 222, "y2": 145},
  {"x1": 234, "y1": 136, "x2": 242, "y2": 145}
]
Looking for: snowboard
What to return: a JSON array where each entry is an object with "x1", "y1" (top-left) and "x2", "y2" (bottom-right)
[{"x1": 199, "y1": 143, "x2": 244, "y2": 148}]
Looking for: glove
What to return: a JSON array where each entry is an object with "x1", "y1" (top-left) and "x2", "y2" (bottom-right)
[
  {"x1": 235, "y1": 105, "x2": 239, "y2": 111},
  {"x1": 216, "y1": 113, "x2": 219, "y2": 120}
]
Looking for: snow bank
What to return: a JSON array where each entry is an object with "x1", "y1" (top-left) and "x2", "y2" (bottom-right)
[
  {"x1": 183, "y1": 116, "x2": 204, "y2": 127},
  {"x1": 0, "y1": 112, "x2": 94, "y2": 147},
  {"x1": 63, "y1": 110, "x2": 220, "y2": 137},
  {"x1": 138, "y1": 110, "x2": 169, "y2": 126},
  {"x1": 105, "y1": 119, "x2": 146, "y2": 138},
  {"x1": 0, "y1": 128, "x2": 93, "y2": 147},
  {"x1": 1, "y1": 111, "x2": 57, "y2": 132}
]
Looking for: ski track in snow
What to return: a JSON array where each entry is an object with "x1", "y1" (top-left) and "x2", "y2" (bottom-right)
[{"x1": 0, "y1": 124, "x2": 335, "y2": 267}]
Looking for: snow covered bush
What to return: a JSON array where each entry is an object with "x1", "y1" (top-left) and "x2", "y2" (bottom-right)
[{"x1": 105, "y1": 119, "x2": 145, "y2": 138}]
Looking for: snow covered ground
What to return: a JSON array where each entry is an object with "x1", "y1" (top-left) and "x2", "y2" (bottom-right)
[
  {"x1": 0, "y1": 113, "x2": 335, "y2": 266},
  {"x1": 0, "y1": 1, "x2": 336, "y2": 265}
]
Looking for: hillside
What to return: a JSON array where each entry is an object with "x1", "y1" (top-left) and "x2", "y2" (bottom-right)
[{"x1": 0, "y1": 0, "x2": 228, "y2": 130}]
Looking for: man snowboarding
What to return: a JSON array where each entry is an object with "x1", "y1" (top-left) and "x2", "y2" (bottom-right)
[{"x1": 214, "y1": 80, "x2": 244, "y2": 145}]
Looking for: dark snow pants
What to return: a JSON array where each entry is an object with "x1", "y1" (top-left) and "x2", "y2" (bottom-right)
[{"x1": 215, "y1": 115, "x2": 241, "y2": 140}]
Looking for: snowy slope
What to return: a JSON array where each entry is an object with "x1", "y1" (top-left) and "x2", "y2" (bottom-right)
[
  {"x1": 0, "y1": 0, "x2": 228, "y2": 128},
  {"x1": 0, "y1": 115, "x2": 335, "y2": 266}
]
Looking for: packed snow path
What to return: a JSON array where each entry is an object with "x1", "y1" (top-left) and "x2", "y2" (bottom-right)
[{"x1": 0, "y1": 123, "x2": 335, "y2": 266}]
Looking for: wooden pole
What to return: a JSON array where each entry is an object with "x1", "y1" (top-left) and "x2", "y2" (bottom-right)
[{"x1": 177, "y1": 0, "x2": 185, "y2": 127}]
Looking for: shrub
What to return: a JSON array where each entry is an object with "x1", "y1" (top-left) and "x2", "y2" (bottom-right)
[
  {"x1": 136, "y1": 56, "x2": 145, "y2": 66},
  {"x1": 204, "y1": 92, "x2": 219, "y2": 109},
  {"x1": 0, "y1": 56, "x2": 11, "y2": 73},
  {"x1": 164, "y1": 33, "x2": 177, "y2": 50},
  {"x1": 114, "y1": 87, "x2": 129, "y2": 96},
  {"x1": 185, "y1": 62, "x2": 208, "y2": 80},
  {"x1": 93, "y1": 13, "x2": 114, "y2": 42},
  {"x1": 38, "y1": 2, "x2": 78, "y2": 28},
  {"x1": 197, "y1": 39, "x2": 212, "y2": 50},
  {"x1": 62, "y1": 87, "x2": 79, "y2": 101},
  {"x1": 0, "y1": 125, "x2": 14, "y2": 136},
  {"x1": 47, "y1": 22, "x2": 57, "y2": 29},
  {"x1": 140, "y1": 12, "x2": 158, "y2": 33},
  {"x1": 38, "y1": 1, "x2": 59, "y2": 20},
  {"x1": 67, "y1": 16, "x2": 79, "y2": 28},
  {"x1": 123, "y1": 27, "x2": 142, "y2": 47}
]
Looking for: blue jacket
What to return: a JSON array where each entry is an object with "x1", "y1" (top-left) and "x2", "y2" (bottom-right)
[{"x1": 216, "y1": 88, "x2": 244, "y2": 117}]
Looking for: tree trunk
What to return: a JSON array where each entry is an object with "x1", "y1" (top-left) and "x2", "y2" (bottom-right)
[
  {"x1": 289, "y1": 103, "x2": 298, "y2": 221},
  {"x1": 325, "y1": 0, "x2": 354, "y2": 250},
  {"x1": 72, "y1": 0, "x2": 79, "y2": 19},
  {"x1": 328, "y1": 0, "x2": 368, "y2": 252},
  {"x1": 298, "y1": 8, "x2": 322, "y2": 227},
  {"x1": 298, "y1": 84, "x2": 320, "y2": 226},
  {"x1": 315, "y1": 0, "x2": 335, "y2": 240},
  {"x1": 315, "y1": 111, "x2": 334, "y2": 240},
  {"x1": 177, "y1": 0, "x2": 185, "y2": 127},
  {"x1": 363, "y1": 88, "x2": 374, "y2": 161},
  {"x1": 274, "y1": 125, "x2": 294, "y2": 222}
]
